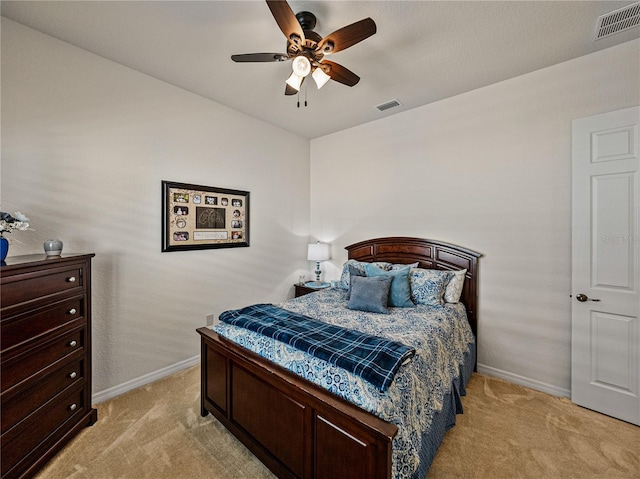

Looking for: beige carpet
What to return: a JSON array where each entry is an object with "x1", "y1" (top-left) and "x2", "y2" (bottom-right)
[
  {"x1": 427, "y1": 375, "x2": 639, "y2": 479},
  {"x1": 35, "y1": 366, "x2": 639, "y2": 479}
]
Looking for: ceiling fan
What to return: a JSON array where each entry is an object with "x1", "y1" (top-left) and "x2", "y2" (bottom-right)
[{"x1": 231, "y1": 0, "x2": 377, "y2": 95}]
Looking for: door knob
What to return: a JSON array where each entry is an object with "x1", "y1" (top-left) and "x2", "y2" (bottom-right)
[{"x1": 576, "y1": 294, "x2": 600, "y2": 302}]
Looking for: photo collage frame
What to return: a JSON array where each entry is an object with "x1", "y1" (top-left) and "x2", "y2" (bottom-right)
[{"x1": 162, "y1": 181, "x2": 250, "y2": 252}]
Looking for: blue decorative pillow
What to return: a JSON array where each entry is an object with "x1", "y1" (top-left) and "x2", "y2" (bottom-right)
[
  {"x1": 364, "y1": 264, "x2": 415, "y2": 308},
  {"x1": 347, "y1": 275, "x2": 392, "y2": 314},
  {"x1": 338, "y1": 260, "x2": 391, "y2": 290},
  {"x1": 409, "y1": 268, "x2": 454, "y2": 306},
  {"x1": 346, "y1": 264, "x2": 366, "y2": 300}
]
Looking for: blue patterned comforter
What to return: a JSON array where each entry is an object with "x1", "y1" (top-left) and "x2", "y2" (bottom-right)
[{"x1": 213, "y1": 288, "x2": 474, "y2": 479}]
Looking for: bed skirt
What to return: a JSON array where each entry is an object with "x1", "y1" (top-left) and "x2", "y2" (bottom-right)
[{"x1": 414, "y1": 342, "x2": 476, "y2": 479}]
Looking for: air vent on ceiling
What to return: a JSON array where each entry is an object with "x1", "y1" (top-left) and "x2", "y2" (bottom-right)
[
  {"x1": 375, "y1": 99, "x2": 402, "y2": 112},
  {"x1": 594, "y1": 2, "x2": 640, "y2": 40}
]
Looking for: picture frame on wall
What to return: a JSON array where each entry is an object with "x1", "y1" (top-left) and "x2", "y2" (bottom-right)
[{"x1": 162, "y1": 180, "x2": 250, "y2": 252}]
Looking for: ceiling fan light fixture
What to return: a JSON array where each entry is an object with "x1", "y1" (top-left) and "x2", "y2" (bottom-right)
[
  {"x1": 285, "y1": 72, "x2": 303, "y2": 91},
  {"x1": 291, "y1": 55, "x2": 311, "y2": 77},
  {"x1": 312, "y1": 67, "x2": 331, "y2": 89},
  {"x1": 232, "y1": 1, "x2": 377, "y2": 96}
]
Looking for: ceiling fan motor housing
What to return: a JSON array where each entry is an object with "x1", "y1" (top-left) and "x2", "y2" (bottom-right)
[
  {"x1": 288, "y1": 11, "x2": 324, "y2": 57},
  {"x1": 295, "y1": 11, "x2": 316, "y2": 31}
]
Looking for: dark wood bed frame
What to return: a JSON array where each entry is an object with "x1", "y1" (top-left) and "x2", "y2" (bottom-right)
[{"x1": 197, "y1": 237, "x2": 481, "y2": 479}]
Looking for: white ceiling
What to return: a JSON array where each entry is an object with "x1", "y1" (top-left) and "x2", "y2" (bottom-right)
[{"x1": 2, "y1": 1, "x2": 639, "y2": 139}]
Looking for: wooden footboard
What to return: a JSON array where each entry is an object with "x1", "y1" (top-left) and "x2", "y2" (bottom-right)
[{"x1": 197, "y1": 327, "x2": 397, "y2": 479}]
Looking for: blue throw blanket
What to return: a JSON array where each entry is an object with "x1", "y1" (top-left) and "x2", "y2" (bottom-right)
[{"x1": 219, "y1": 303, "x2": 415, "y2": 392}]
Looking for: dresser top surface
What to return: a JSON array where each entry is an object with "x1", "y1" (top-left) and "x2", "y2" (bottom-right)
[{"x1": 1, "y1": 253, "x2": 95, "y2": 271}]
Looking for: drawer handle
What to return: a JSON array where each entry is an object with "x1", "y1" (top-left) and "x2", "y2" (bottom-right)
[
  {"x1": 68, "y1": 308, "x2": 77, "y2": 315},
  {"x1": 68, "y1": 403, "x2": 77, "y2": 412},
  {"x1": 67, "y1": 276, "x2": 77, "y2": 283},
  {"x1": 69, "y1": 371, "x2": 77, "y2": 379},
  {"x1": 68, "y1": 340, "x2": 77, "y2": 348}
]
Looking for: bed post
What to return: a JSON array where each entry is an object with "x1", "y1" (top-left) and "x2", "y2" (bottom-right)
[{"x1": 200, "y1": 333, "x2": 208, "y2": 417}]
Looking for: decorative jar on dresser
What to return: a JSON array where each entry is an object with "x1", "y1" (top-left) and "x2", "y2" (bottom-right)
[{"x1": 1, "y1": 254, "x2": 97, "y2": 479}]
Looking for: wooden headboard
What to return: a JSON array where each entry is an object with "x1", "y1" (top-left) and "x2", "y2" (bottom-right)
[{"x1": 346, "y1": 237, "x2": 481, "y2": 338}]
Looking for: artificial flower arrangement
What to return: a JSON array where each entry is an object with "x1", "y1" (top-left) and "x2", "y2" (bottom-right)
[{"x1": 0, "y1": 211, "x2": 30, "y2": 237}]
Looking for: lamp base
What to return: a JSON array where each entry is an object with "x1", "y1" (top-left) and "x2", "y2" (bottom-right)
[{"x1": 313, "y1": 260, "x2": 324, "y2": 283}]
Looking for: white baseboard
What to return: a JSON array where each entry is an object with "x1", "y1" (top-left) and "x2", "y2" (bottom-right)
[
  {"x1": 92, "y1": 355, "x2": 200, "y2": 404},
  {"x1": 92, "y1": 357, "x2": 569, "y2": 404},
  {"x1": 476, "y1": 363, "x2": 570, "y2": 398}
]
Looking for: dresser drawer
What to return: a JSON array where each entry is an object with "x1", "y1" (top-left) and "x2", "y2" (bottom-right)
[
  {"x1": 1, "y1": 296, "x2": 84, "y2": 351},
  {"x1": 1, "y1": 386, "x2": 86, "y2": 478},
  {"x1": 1, "y1": 264, "x2": 84, "y2": 309},
  {"x1": 1, "y1": 327, "x2": 84, "y2": 393},
  {"x1": 1, "y1": 358, "x2": 85, "y2": 434}
]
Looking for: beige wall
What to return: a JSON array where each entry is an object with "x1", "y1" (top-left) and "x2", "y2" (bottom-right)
[
  {"x1": 1, "y1": 19, "x2": 311, "y2": 398},
  {"x1": 310, "y1": 39, "x2": 640, "y2": 396},
  {"x1": 3, "y1": 15, "x2": 639, "y2": 399}
]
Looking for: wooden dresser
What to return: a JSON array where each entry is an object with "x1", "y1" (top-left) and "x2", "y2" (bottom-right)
[{"x1": 1, "y1": 254, "x2": 97, "y2": 479}]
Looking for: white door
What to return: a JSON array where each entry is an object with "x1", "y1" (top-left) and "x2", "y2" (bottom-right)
[{"x1": 572, "y1": 106, "x2": 640, "y2": 426}]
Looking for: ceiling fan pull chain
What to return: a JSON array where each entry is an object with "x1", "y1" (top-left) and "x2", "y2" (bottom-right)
[{"x1": 305, "y1": 83, "x2": 308, "y2": 107}]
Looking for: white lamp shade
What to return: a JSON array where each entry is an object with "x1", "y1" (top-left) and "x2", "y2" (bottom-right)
[
  {"x1": 285, "y1": 72, "x2": 303, "y2": 91},
  {"x1": 292, "y1": 55, "x2": 311, "y2": 77},
  {"x1": 307, "y1": 243, "x2": 330, "y2": 261},
  {"x1": 312, "y1": 67, "x2": 331, "y2": 89}
]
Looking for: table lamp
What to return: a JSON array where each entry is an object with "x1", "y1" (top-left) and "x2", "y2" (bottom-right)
[{"x1": 307, "y1": 242, "x2": 330, "y2": 287}]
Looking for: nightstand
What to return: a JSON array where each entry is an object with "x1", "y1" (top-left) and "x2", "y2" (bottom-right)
[{"x1": 294, "y1": 282, "x2": 330, "y2": 298}]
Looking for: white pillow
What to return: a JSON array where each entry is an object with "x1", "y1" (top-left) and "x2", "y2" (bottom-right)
[{"x1": 444, "y1": 269, "x2": 467, "y2": 303}]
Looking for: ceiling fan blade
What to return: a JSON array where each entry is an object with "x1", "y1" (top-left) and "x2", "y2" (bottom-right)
[
  {"x1": 317, "y1": 18, "x2": 376, "y2": 55},
  {"x1": 321, "y1": 60, "x2": 360, "y2": 87},
  {"x1": 231, "y1": 53, "x2": 289, "y2": 62},
  {"x1": 266, "y1": 0, "x2": 304, "y2": 42}
]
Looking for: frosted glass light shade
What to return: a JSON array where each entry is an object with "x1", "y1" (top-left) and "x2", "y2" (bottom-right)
[
  {"x1": 307, "y1": 243, "x2": 330, "y2": 261},
  {"x1": 312, "y1": 67, "x2": 331, "y2": 89},
  {"x1": 285, "y1": 72, "x2": 303, "y2": 91},
  {"x1": 292, "y1": 55, "x2": 311, "y2": 77}
]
